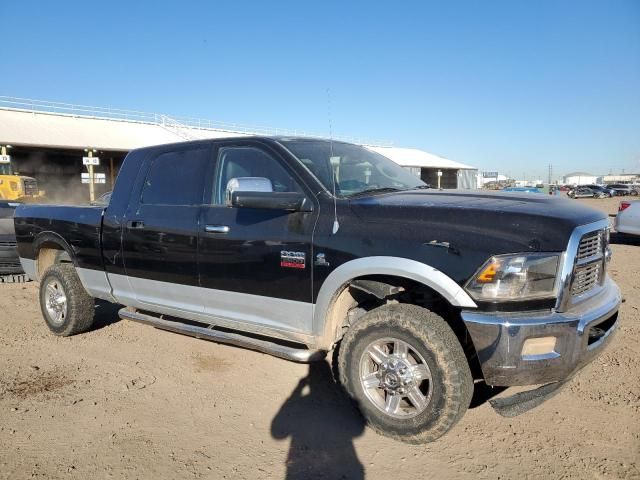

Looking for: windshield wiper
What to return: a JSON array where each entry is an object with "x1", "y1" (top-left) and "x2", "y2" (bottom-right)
[
  {"x1": 411, "y1": 184, "x2": 431, "y2": 190},
  {"x1": 346, "y1": 187, "x2": 403, "y2": 198}
]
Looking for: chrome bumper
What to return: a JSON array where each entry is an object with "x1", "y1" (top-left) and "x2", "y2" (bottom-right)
[{"x1": 461, "y1": 278, "x2": 621, "y2": 386}]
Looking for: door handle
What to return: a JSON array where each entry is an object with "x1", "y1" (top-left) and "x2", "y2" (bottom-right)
[
  {"x1": 127, "y1": 220, "x2": 145, "y2": 229},
  {"x1": 205, "y1": 225, "x2": 230, "y2": 234}
]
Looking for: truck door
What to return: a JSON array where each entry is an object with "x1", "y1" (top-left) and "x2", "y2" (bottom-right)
[
  {"x1": 198, "y1": 141, "x2": 318, "y2": 336},
  {"x1": 121, "y1": 144, "x2": 211, "y2": 312}
]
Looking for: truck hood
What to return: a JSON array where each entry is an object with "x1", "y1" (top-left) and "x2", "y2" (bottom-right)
[{"x1": 349, "y1": 190, "x2": 606, "y2": 253}]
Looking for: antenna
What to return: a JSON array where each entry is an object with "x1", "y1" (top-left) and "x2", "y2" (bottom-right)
[{"x1": 327, "y1": 88, "x2": 339, "y2": 234}]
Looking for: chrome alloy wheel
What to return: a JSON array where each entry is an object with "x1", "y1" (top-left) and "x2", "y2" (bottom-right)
[
  {"x1": 43, "y1": 278, "x2": 68, "y2": 325},
  {"x1": 359, "y1": 337, "x2": 433, "y2": 419}
]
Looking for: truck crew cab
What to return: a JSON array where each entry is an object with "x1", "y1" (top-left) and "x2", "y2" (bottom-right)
[{"x1": 14, "y1": 137, "x2": 620, "y2": 443}]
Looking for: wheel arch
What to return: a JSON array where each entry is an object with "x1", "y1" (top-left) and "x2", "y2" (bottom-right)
[
  {"x1": 313, "y1": 256, "x2": 477, "y2": 349},
  {"x1": 33, "y1": 232, "x2": 76, "y2": 280}
]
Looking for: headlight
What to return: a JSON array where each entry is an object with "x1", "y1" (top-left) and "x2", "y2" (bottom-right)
[{"x1": 465, "y1": 253, "x2": 560, "y2": 302}]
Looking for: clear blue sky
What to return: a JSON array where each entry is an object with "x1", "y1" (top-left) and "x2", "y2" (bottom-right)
[{"x1": 1, "y1": 0, "x2": 639, "y2": 180}]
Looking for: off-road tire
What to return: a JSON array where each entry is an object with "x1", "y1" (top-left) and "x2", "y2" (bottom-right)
[
  {"x1": 39, "y1": 263, "x2": 95, "y2": 336},
  {"x1": 338, "y1": 303, "x2": 473, "y2": 444}
]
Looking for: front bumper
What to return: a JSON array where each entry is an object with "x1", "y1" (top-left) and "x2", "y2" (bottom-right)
[{"x1": 462, "y1": 278, "x2": 621, "y2": 386}]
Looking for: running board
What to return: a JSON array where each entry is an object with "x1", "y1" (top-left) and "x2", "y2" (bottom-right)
[{"x1": 118, "y1": 308, "x2": 326, "y2": 363}]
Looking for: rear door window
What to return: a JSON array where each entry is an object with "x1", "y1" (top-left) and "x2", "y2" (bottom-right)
[{"x1": 141, "y1": 147, "x2": 210, "y2": 205}]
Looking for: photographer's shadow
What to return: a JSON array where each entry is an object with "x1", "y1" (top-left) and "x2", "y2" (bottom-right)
[{"x1": 271, "y1": 361, "x2": 365, "y2": 480}]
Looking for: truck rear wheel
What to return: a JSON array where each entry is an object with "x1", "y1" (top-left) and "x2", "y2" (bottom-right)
[
  {"x1": 338, "y1": 303, "x2": 473, "y2": 444},
  {"x1": 39, "y1": 263, "x2": 95, "y2": 336}
]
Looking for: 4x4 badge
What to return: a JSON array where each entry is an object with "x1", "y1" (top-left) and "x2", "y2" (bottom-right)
[
  {"x1": 314, "y1": 253, "x2": 330, "y2": 266},
  {"x1": 280, "y1": 251, "x2": 306, "y2": 269}
]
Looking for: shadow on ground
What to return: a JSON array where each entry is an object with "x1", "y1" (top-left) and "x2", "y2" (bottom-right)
[
  {"x1": 93, "y1": 300, "x2": 122, "y2": 330},
  {"x1": 469, "y1": 382, "x2": 507, "y2": 409},
  {"x1": 271, "y1": 361, "x2": 365, "y2": 480},
  {"x1": 269, "y1": 362, "x2": 509, "y2": 479}
]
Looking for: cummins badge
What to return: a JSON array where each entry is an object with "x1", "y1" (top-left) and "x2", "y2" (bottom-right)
[{"x1": 280, "y1": 251, "x2": 306, "y2": 269}]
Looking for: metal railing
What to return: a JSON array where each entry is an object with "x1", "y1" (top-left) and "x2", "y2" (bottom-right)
[
  {"x1": 158, "y1": 115, "x2": 199, "y2": 141},
  {"x1": 0, "y1": 96, "x2": 392, "y2": 146}
]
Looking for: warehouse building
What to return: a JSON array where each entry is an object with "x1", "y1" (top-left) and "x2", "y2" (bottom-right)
[
  {"x1": 563, "y1": 171, "x2": 600, "y2": 185},
  {"x1": 0, "y1": 96, "x2": 478, "y2": 201},
  {"x1": 367, "y1": 146, "x2": 478, "y2": 189},
  {"x1": 601, "y1": 173, "x2": 639, "y2": 184}
]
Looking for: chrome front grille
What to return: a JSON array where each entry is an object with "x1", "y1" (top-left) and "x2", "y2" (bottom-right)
[
  {"x1": 570, "y1": 228, "x2": 608, "y2": 298},
  {"x1": 576, "y1": 230, "x2": 603, "y2": 261},
  {"x1": 572, "y1": 262, "x2": 601, "y2": 296},
  {"x1": 0, "y1": 241, "x2": 17, "y2": 248}
]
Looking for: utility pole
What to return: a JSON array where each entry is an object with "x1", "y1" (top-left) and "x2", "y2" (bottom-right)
[
  {"x1": 110, "y1": 157, "x2": 115, "y2": 189},
  {"x1": 88, "y1": 150, "x2": 95, "y2": 202},
  {"x1": 83, "y1": 148, "x2": 98, "y2": 202}
]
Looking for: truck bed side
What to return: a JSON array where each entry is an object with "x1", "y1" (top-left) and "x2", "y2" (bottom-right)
[
  {"x1": 14, "y1": 204, "x2": 105, "y2": 279},
  {"x1": 13, "y1": 148, "x2": 148, "y2": 301}
]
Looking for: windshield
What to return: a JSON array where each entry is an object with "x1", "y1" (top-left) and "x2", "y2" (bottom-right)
[
  {"x1": 279, "y1": 139, "x2": 426, "y2": 197},
  {"x1": 0, "y1": 164, "x2": 12, "y2": 175}
]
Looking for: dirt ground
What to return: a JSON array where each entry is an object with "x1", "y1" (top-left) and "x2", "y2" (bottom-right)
[{"x1": 0, "y1": 196, "x2": 638, "y2": 479}]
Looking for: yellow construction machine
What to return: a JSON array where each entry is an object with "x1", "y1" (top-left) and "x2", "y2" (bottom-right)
[{"x1": 0, "y1": 146, "x2": 43, "y2": 201}]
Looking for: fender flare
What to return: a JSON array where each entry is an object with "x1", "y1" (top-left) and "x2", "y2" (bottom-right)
[
  {"x1": 32, "y1": 231, "x2": 77, "y2": 278},
  {"x1": 312, "y1": 256, "x2": 477, "y2": 345}
]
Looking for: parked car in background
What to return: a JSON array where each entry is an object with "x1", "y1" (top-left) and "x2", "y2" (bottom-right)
[
  {"x1": 584, "y1": 184, "x2": 615, "y2": 198},
  {"x1": 502, "y1": 187, "x2": 543, "y2": 194},
  {"x1": 615, "y1": 200, "x2": 640, "y2": 236},
  {"x1": 0, "y1": 200, "x2": 26, "y2": 282},
  {"x1": 567, "y1": 186, "x2": 604, "y2": 199},
  {"x1": 607, "y1": 184, "x2": 638, "y2": 196}
]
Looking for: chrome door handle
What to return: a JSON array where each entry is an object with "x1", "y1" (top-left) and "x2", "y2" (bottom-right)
[{"x1": 205, "y1": 225, "x2": 230, "y2": 234}]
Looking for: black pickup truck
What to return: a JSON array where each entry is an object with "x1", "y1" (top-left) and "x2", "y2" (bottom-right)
[{"x1": 14, "y1": 137, "x2": 620, "y2": 443}]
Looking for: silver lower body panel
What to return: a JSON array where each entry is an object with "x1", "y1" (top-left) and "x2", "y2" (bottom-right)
[{"x1": 119, "y1": 308, "x2": 326, "y2": 363}]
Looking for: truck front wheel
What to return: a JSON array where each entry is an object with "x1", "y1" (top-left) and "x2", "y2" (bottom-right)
[
  {"x1": 39, "y1": 264, "x2": 95, "y2": 336},
  {"x1": 338, "y1": 303, "x2": 473, "y2": 444}
]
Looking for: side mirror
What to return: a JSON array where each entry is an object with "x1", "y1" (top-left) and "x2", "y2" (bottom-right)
[{"x1": 225, "y1": 177, "x2": 312, "y2": 212}]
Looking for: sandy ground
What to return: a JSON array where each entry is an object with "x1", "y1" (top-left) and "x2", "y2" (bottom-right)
[{"x1": 0, "y1": 197, "x2": 638, "y2": 479}]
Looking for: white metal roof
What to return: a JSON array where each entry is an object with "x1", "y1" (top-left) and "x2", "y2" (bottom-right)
[
  {"x1": 367, "y1": 146, "x2": 475, "y2": 170},
  {"x1": 564, "y1": 171, "x2": 595, "y2": 177},
  {"x1": 0, "y1": 108, "x2": 243, "y2": 151},
  {"x1": 0, "y1": 96, "x2": 390, "y2": 147},
  {"x1": 0, "y1": 97, "x2": 476, "y2": 171}
]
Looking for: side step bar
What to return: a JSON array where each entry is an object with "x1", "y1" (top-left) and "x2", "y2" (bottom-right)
[{"x1": 118, "y1": 308, "x2": 326, "y2": 363}]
